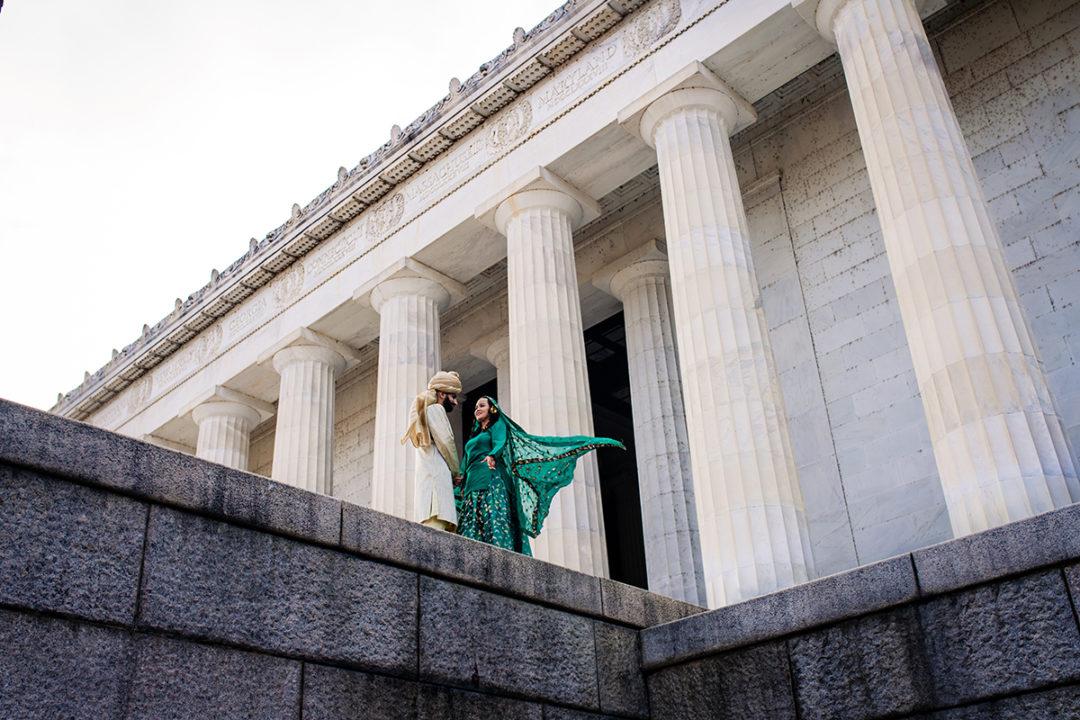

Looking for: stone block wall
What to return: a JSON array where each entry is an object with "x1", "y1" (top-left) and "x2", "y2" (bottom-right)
[
  {"x1": 643, "y1": 500, "x2": 1080, "y2": 719},
  {"x1": 0, "y1": 398, "x2": 697, "y2": 719},
  {"x1": 5, "y1": 396, "x2": 1080, "y2": 718}
]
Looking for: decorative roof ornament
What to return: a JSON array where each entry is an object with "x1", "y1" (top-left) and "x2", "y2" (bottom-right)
[
  {"x1": 291, "y1": 203, "x2": 302, "y2": 220},
  {"x1": 448, "y1": 77, "x2": 462, "y2": 98},
  {"x1": 390, "y1": 124, "x2": 403, "y2": 143}
]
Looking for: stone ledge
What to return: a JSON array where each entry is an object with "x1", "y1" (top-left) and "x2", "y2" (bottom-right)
[
  {"x1": 342, "y1": 502, "x2": 603, "y2": 619},
  {"x1": 912, "y1": 502, "x2": 1080, "y2": 595},
  {"x1": 2, "y1": 398, "x2": 697, "y2": 631},
  {"x1": 642, "y1": 499, "x2": 1080, "y2": 673},
  {"x1": 641, "y1": 555, "x2": 918, "y2": 670},
  {"x1": 599, "y1": 577, "x2": 700, "y2": 628},
  {"x1": 0, "y1": 398, "x2": 341, "y2": 548},
  {"x1": 342, "y1": 497, "x2": 699, "y2": 629}
]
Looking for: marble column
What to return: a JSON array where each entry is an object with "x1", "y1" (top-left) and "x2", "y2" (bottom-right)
[
  {"x1": 620, "y1": 64, "x2": 814, "y2": 607},
  {"x1": 478, "y1": 167, "x2": 608, "y2": 576},
  {"x1": 597, "y1": 241, "x2": 706, "y2": 605},
  {"x1": 192, "y1": 400, "x2": 262, "y2": 471},
  {"x1": 798, "y1": 0, "x2": 1079, "y2": 535},
  {"x1": 271, "y1": 344, "x2": 346, "y2": 494},
  {"x1": 363, "y1": 263, "x2": 463, "y2": 521}
]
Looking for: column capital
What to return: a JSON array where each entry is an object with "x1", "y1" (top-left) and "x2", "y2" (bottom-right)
[
  {"x1": 256, "y1": 327, "x2": 359, "y2": 374},
  {"x1": 475, "y1": 166, "x2": 601, "y2": 235},
  {"x1": 271, "y1": 345, "x2": 348, "y2": 376},
  {"x1": 618, "y1": 61, "x2": 756, "y2": 148},
  {"x1": 791, "y1": 0, "x2": 945, "y2": 44},
  {"x1": 353, "y1": 257, "x2": 467, "y2": 313},
  {"x1": 469, "y1": 328, "x2": 511, "y2": 368},
  {"x1": 191, "y1": 400, "x2": 263, "y2": 430},
  {"x1": 592, "y1": 239, "x2": 670, "y2": 301},
  {"x1": 180, "y1": 384, "x2": 276, "y2": 424}
]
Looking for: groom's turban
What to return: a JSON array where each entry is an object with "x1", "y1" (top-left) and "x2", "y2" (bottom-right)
[{"x1": 402, "y1": 371, "x2": 462, "y2": 448}]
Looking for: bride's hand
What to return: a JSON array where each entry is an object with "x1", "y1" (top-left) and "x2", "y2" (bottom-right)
[{"x1": 485, "y1": 456, "x2": 496, "y2": 470}]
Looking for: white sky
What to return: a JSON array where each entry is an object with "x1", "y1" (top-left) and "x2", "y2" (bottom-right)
[{"x1": 0, "y1": 0, "x2": 560, "y2": 411}]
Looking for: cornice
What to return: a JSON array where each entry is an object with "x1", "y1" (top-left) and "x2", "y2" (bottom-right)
[{"x1": 53, "y1": 0, "x2": 651, "y2": 420}]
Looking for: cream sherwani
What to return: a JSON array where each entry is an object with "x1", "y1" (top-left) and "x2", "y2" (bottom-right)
[{"x1": 416, "y1": 403, "x2": 460, "y2": 529}]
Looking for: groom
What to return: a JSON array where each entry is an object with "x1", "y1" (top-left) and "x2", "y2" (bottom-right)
[{"x1": 401, "y1": 370, "x2": 462, "y2": 531}]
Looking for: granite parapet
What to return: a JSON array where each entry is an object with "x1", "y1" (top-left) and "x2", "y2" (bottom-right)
[
  {"x1": 788, "y1": 606, "x2": 934, "y2": 719},
  {"x1": 0, "y1": 465, "x2": 146, "y2": 625},
  {"x1": 912, "y1": 502, "x2": 1080, "y2": 595},
  {"x1": 919, "y1": 569, "x2": 1080, "y2": 706},
  {"x1": 594, "y1": 621, "x2": 649, "y2": 718},
  {"x1": 646, "y1": 641, "x2": 798, "y2": 720},
  {"x1": 418, "y1": 575, "x2": 599, "y2": 709},
  {"x1": 342, "y1": 501, "x2": 605, "y2": 619},
  {"x1": 137, "y1": 505, "x2": 419, "y2": 674},
  {"x1": 641, "y1": 555, "x2": 918, "y2": 670},
  {"x1": 0, "y1": 398, "x2": 341, "y2": 547},
  {"x1": 125, "y1": 634, "x2": 302, "y2": 720},
  {"x1": 0, "y1": 609, "x2": 135, "y2": 720}
]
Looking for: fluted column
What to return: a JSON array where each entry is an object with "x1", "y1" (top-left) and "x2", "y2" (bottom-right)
[
  {"x1": 482, "y1": 167, "x2": 607, "y2": 576},
  {"x1": 799, "y1": 0, "x2": 1079, "y2": 535},
  {"x1": 604, "y1": 247, "x2": 706, "y2": 605},
  {"x1": 369, "y1": 276, "x2": 450, "y2": 520},
  {"x1": 620, "y1": 64, "x2": 814, "y2": 606},
  {"x1": 271, "y1": 345, "x2": 346, "y2": 494},
  {"x1": 192, "y1": 400, "x2": 262, "y2": 471}
]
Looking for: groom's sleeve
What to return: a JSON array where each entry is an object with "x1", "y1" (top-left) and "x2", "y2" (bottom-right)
[{"x1": 427, "y1": 405, "x2": 460, "y2": 475}]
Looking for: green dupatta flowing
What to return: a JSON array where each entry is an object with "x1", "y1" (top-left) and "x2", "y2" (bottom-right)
[{"x1": 476, "y1": 399, "x2": 624, "y2": 540}]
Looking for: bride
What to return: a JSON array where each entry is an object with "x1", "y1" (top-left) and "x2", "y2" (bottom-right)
[{"x1": 455, "y1": 396, "x2": 623, "y2": 555}]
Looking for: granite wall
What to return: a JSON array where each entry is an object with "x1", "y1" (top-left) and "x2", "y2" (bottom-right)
[
  {"x1": 5, "y1": 396, "x2": 1080, "y2": 718},
  {"x1": 643, "y1": 500, "x2": 1080, "y2": 719},
  {"x1": 0, "y1": 398, "x2": 696, "y2": 719}
]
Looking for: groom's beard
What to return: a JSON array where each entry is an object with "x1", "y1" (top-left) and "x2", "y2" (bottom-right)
[{"x1": 441, "y1": 397, "x2": 455, "y2": 413}]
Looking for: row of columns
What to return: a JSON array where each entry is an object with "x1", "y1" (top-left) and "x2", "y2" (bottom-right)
[
  {"x1": 185, "y1": 0, "x2": 1078, "y2": 609},
  {"x1": 798, "y1": 0, "x2": 1078, "y2": 532}
]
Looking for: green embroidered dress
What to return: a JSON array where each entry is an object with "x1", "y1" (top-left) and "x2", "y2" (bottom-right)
[{"x1": 456, "y1": 399, "x2": 624, "y2": 555}]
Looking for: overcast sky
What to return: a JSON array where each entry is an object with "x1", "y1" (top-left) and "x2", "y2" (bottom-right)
[{"x1": 0, "y1": 0, "x2": 559, "y2": 411}]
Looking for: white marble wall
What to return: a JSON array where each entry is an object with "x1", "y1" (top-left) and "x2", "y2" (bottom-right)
[
  {"x1": 742, "y1": 176, "x2": 859, "y2": 576},
  {"x1": 332, "y1": 368, "x2": 379, "y2": 508},
  {"x1": 737, "y1": 87, "x2": 951, "y2": 564}
]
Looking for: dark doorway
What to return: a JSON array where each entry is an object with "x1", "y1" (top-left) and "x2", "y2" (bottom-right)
[
  {"x1": 460, "y1": 378, "x2": 498, "y2": 449},
  {"x1": 585, "y1": 312, "x2": 647, "y2": 589}
]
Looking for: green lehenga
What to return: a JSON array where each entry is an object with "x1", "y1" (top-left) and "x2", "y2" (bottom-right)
[{"x1": 456, "y1": 398, "x2": 623, "y2": 555}]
